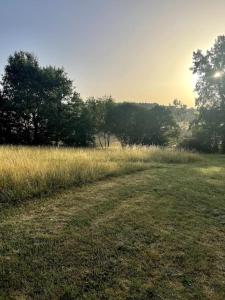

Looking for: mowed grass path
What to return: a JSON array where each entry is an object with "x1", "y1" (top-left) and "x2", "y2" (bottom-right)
[{"x1": 1, "y1": 156, "x2": 225, "y2": 299}]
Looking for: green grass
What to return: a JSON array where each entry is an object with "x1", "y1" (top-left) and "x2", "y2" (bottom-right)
[{"x1": 0, "y1": 153, "x2": 225, "y2": 299}]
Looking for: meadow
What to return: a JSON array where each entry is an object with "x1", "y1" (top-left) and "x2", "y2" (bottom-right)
[
  {"x1": 0, "y1": 146, "x2": 200, "y2": 205},
  {"x1": 1, "y1": 147, "x2": 225, "y2": 299}
]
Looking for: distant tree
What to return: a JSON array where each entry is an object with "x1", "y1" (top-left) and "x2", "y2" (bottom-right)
[
  {"x1": 170, "y1": 99, "x2": 187, "y2": 122},
  {"x1": 110, "y1": 103, "x2": 140, "y2": 146},
  {"x1": 169, "y1": 99, "x2": 197, "y2": 145},
  {"x1": 135, "y1": 105, "x2": 178, "y2": 146},
  {"x1": 61, "y1": 93, "x2": 95, "y2": 147},
  {"x1": 181, "y1": 106, "x2": 221, "y2": 152},
  {"x1": 111, "y1": 103, "x2": 178, "y2": 146},
  {"x1": 39, "y1": 65, "x2": 73, "y2": 144},
  {"x1": 86, "y1": 96, "x2": 115, "y2": 148},
  {"x1": 191, "y1": 35, "x2": 225, "y2": 152}
]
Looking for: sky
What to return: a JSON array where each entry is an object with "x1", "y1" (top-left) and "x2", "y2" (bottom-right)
[{"x1": 1, "y1": 0, "x2": 225, "y2": 107}]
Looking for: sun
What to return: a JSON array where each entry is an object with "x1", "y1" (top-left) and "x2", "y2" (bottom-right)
[{"x1": 214, "y1": 71, "x2": 222, "y2": 78}]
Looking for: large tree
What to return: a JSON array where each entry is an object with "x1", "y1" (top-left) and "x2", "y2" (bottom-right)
[
  {"x1": 1, "y1": 51, "x2": 41, "y2": 144},
  {"x1": 0, "y1": 51, "x2": 81, "y2": 145},
  {"x1": 192, "y1": 35, "x2": 225, "y2": 152}
]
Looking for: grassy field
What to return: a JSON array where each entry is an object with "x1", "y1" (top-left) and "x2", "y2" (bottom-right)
[
  {"x1": 0, "y1": 146, "x2": 200, "y2": 205},
  {"x1": 1, "y1": 148, "x2": 225, "y2": 299}
]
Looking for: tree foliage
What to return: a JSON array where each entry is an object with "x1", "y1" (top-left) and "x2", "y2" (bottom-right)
[
  {"x1": 86, "y1": 96, "x2": 115, "y2": 148},
  {"x1": 0, "y1": 51, "x2": 93, "y2": 146},
  {"x1": 190, "y1": 36, "x2": 225, "y2": 152},
  {"x1": 110, "y1": 103, "x2": 178, "y2": 146}
]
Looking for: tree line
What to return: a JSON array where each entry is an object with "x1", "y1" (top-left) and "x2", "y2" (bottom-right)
[
  {"x1": 0, "y1": 51, "x2": 178, "y2": 147},
  {"x1": 1, "y1": 35, "x2": 225, "y2": 152}
]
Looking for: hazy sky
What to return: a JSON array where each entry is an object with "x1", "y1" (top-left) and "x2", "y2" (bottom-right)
[{"x1": 1, "y1": 0, "x2": 225, "y2": 106}]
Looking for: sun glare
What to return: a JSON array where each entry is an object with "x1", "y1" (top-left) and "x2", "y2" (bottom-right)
[{"x1": 214, "y1": 71, "x2": 222, "y2": 78}]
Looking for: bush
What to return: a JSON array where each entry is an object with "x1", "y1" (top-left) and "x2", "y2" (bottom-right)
[{"x1": 178, "y1": 137, "x2": 213, "y2": 153}]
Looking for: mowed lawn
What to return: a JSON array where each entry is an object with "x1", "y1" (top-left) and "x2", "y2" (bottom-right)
[{"x1": 0, "y1": 155, "x2": 225, "y2": 299}]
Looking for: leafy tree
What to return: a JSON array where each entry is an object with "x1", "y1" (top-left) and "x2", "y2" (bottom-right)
[
  {"x1": 135, "y1": 105, "x2": 178, "y2": 146},
  {"x1": 86, "y1": 96, "x2": 115, "y2": 148},
  {"x1": 39, "y1": 65, "x2": 73, "y2": 144},
  {"x1": 0, "y1": 51, "x2": 90, "y2": 146},
  {"x1": 61, "y1": 93, "x2": 95, "y2": 147},
  {"x1": 170, "y1": 99, "x2": 187, "y2": 123},
  {"x1": 111, "y1": 103, "x2": 178, "y2": 146},
  {"x1": 191, "y1": 35, "x2": 225, "y2": 152},
  {"x1": 169, "y1": 99, "x2": 197, "y2": 145},
  {"x1": 1, "y1": 51, "x2": 41, "y2": 144},
  {"x1": 181, "y1": 107, "x2": 221, "y2": 153},
  {"x1": 110, "y1": 103, "x2": 140, "y2": 146}
]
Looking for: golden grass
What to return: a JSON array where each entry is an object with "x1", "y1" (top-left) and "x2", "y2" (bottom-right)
[{"x1": 0, "y1": 146, "x2": 201, "y2": 204}]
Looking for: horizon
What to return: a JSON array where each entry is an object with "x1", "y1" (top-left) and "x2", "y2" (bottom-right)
[{"x1": 1, "y1": 0, "x2": 225, "y2": 107}]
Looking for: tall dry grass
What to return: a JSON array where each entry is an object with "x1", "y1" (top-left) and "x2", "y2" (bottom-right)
[{"x1": 0, "y1": 146, "x2": 201, "y2": 204}]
